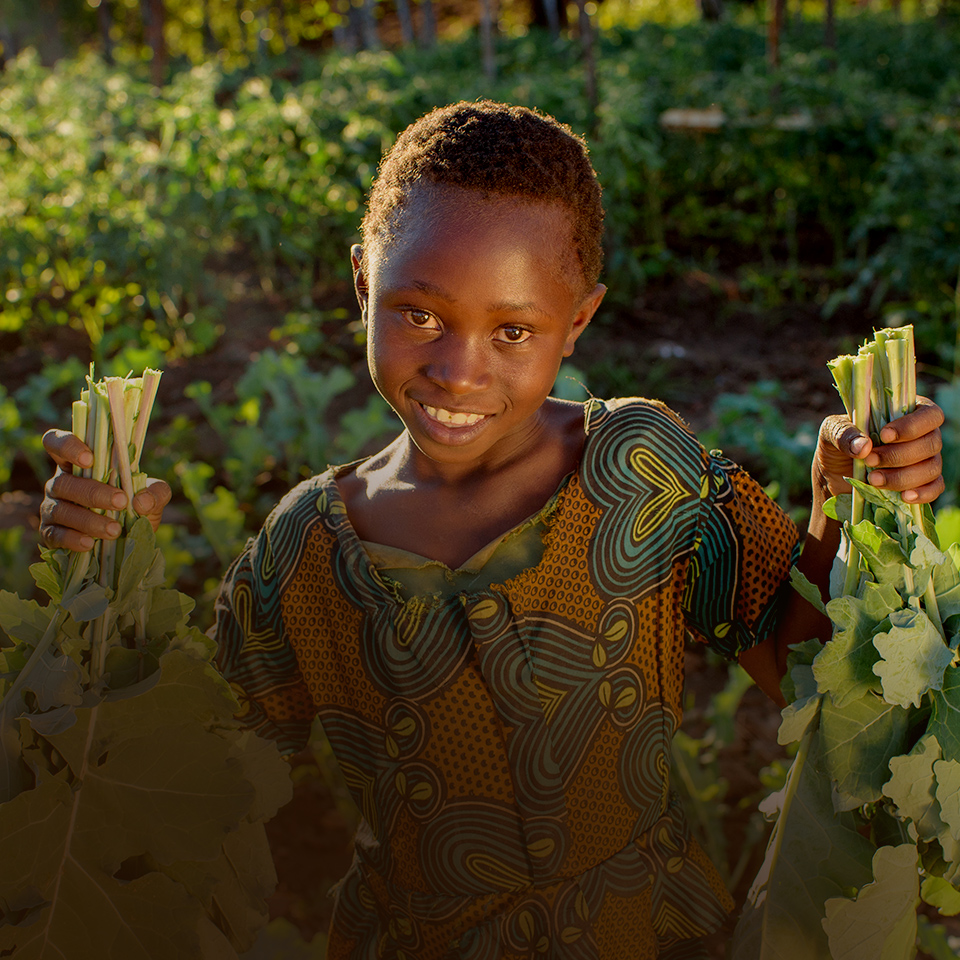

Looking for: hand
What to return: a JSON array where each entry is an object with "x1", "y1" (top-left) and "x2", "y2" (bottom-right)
[
  {"x1": 39, "y1": 428, "x2": 172, "y2": 552},
  {"x1": 814, "y1": 396, "x2": 945, "y2": 505}
]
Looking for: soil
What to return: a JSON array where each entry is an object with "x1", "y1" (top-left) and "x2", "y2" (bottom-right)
[{"x1": 0, "y1": 264, "x2": 946, "y2": 957}]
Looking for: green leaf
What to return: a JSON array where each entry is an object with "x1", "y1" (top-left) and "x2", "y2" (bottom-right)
[
  {"x1": 824, "y1": 494, "x2": 851, "y2": 523},
  {"x1": 847, "y1": 520, "x2": 907, "y2": 588},
  {"x1": 789, "y1": 566, "x2": 826, "y2": 616},
  {"x1": 912, "y1": 530, "x2": 949, "y2": 570},
  {"x1": 61, "y1": 582, "x2": 110, "y2": 622},
  {"x1": 0, "y1": 650, "x2": 278, "y2": 959},
  {"x1": 873, "y1": 606, "x2": 954, "y2": 708},
  {"x1": 931, "y1": 667, "x2": 960, "y2": 763},
  {"x1": 921, "y1": 875, "x2": 960, "y2": 916},
  {"x1": 813, "y1": 582, "x2": 900, "y2": 707},
  {"x1": 161, "y1": 820, "x2": 276, "y2": 954},
  {"x1": 778, "y1": 689, "x2": 821, "y2": 746},
  {"x1": 822, "y1": 844, "x2": 919, "y2": 960},
  {"x1": 29, "y1": 561, "x2": 62, "y2": 603},
  {"x1": 47, "y1": 650, "x2": 240, "y2": 769},
  {"x1": 848, "y1": 477, "x2": 909, "y2": 516},
  {"x1": 917, "y1": 915, "x2": 960, "y2": 960},
  {"x1": 0, "y1": 773, "x2": 211, "y2": 960},
  {"x1": 22, "y1": 649, "x2": 84, "y2": 711},
  {"x1": 0, "y1": 697, "x2": 31, "y2": 804},
  {"x1": 0, "y1": 590, "x2": 54, "y2": 646},
  {"x1": 146, "y1": 587, "x2": 195, "y2": 639},
  {"x1": 820, "y1": 691, "x2": 910, "y2": 812},
  {"x1": 223, "y1": 729, "x2": 293, "y2": 823},
  {"x1": 884, "y1": 733, "x2": 946, "y2": 841},
  {"x1": 731, "y1": 729, "x2": 876, "y2": 959},
  {"x1": 935, "y1": 758, "x2": 960, "y2": 843},
  {"x1": 781, "y1": 638, "x2": 823, "y2": 704},
  {"x1": 113, "y1": 518, "x2": 159, "y2": 614}
]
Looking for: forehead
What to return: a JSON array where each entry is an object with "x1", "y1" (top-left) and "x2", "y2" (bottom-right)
[{"x1": 367, "y1": 184, "x2": 581, "y2": 291}]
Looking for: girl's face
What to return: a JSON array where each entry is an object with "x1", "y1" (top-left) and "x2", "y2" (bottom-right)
[{"x1": 353, "y1": 184, "x2": 606, "y2": 475}]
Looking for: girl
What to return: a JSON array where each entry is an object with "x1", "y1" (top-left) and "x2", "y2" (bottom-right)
[{"x1": 40, "y1": 101, "x2": 945, "y2": 959}]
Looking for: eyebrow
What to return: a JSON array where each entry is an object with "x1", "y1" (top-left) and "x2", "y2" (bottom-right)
[{"x1": 397, "y1": 281, "x2": 548, "y2": 317}]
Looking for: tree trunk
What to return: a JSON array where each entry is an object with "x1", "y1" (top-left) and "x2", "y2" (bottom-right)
[
  {"x1": 396, "y1": 0, "x2": 416, "y2": 45},
  {"x1": 824, "y1": 0, "x2": 836, "y2": 52},
  {"x1": 767, "y1": 0, "x2": 785, "y2": 69},
  {"x1": 699, "y1": 0, "x2": 724, "y2": 21},
  {"x1": 359, "y1": 0, "x2": 380, "y2": 50},
  {"x1": 532, "y1": 0, "x2": 563, "y2": 36},
  {"x1": 36, "y1": 0, "x2": 64, "y2": 65},
  {"x1": 141, "y1": 0, "x2": 167, "y2": 86},
  {"x1": 98, "y1": 0, "x2": 115, "y2": 64},
  {"x1": 479, "y1": 0, "x2": 496, "y2": 81},
  {"x1": 575, "y1": 0, "x2": 598, "y2": 125},
  {"x1": 418, "y1": 0, "x2": 437, "y2": 47}
]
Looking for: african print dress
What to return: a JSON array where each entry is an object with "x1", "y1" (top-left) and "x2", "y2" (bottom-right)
[{"x1": 213, "y1": 398, "x2": 799, "y2": 960}]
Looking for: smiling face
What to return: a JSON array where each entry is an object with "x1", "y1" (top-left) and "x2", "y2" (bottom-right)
[{"x1": 354, "y1": 183, "x2": 606, "y2": 477}]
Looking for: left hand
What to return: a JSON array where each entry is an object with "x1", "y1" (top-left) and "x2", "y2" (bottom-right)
[{"x1": 814, "y1": 395, "x2": 945, "y2": 504}]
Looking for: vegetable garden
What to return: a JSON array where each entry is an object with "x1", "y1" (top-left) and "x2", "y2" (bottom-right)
[{"x1": 3, "y1": 1, "x2": 960, "y2": 957}]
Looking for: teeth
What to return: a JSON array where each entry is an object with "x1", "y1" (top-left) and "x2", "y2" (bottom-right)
[{"x1": 422, "y1": 404, "x2": 487, "y2": 426}]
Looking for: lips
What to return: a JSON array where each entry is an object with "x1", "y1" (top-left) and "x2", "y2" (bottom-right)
[{"x1": 419, "y1": 403, "x2": 489, "y2": 427}]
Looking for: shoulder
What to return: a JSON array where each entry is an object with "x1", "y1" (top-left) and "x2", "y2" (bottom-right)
[
  {"x1": 251, "y1": 467, "x2": 345, "y2": 570},
  {"x1": 576, "y1": 396, "x2": 706, "y2": 506},
  {"x1": 584, "y1": 397, "x2": 703, "y2": 460}
]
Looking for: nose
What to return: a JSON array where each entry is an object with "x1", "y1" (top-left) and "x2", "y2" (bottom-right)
[{"x1": 425, "y1": 333, "x2": 491, "y2": 395}]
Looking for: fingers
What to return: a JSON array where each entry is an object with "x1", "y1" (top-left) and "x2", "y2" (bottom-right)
[
  {"x1": 863, "y1": 397, "x2": 944, "y2": 503},
  {"x1": 132, "y1": 479, "x2": 172, "y2": 532},
  {"x1": 877, "y1": 396, "x2": 944, "y2": 444},
  {"x1": 46, "y1": 471, "x2": 128, "y2": 515},
  {"x1": 815, "y1": 397, "x2": 946, "y2": 505},
  {"x1": 42, "y1": 428, "x2": 94, "y2": 472},
  {"x1": 819, "y1": 414, "x2": 872, "y2": 461}
]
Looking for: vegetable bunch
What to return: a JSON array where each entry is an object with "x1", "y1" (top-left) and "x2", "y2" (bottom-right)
[
  {"x1": 0, "y1": 368, "x2": 291, "y2": 960},
  {"x1": 734, "y1": 326, "x2": 960, "y2": 960}
]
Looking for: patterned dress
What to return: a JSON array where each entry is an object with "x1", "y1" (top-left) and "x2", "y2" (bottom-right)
[{"x1": 213, "y1": 398, "x2": 799, "y2": 959}]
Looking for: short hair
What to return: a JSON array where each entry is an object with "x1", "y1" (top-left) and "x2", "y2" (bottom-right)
[{"x1": 361, "y1": 100, "x2": 604, "y2": 292}]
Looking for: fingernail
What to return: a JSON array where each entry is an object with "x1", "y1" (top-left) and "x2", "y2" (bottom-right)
[
  {"x1": 903, "y1": 490, "x2": 918, "y2": 502},
  {"x1": 112, "y1": 492, "x2": 127, "y2": 509},
  {"x1": 79, "y1": 452, "x2": 94, "y2": 468},
  {"x1": 80, "y1": 535, "x2": 95, "y2": 550},
  {"x1": 106, "y1": 521, "x2": 122, "y2": 538},
  {"x1": 880, "y1": 427, "x2": 896, "y2": 443},
  {"x1": 864, "y1": 453, "x2": 879, "y2": 467},
  {"x1": 868, "y1": 471, "x2": 884, "y2": 486},
  {"x1": 851, "y1": 436, "x2": 869, "y2": 455}
]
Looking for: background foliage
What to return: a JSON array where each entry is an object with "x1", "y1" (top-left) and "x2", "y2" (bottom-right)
[{"x1": 3, "y1": 1, "x2": 960, "y2": 955}]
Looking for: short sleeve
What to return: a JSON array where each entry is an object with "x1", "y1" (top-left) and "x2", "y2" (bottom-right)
[
  {"x1": 211, "y1": 525, "x2": 319, "y2": 756},
  {"x1": 682, "y1": 452, "x2": 800, "y2": 660}
]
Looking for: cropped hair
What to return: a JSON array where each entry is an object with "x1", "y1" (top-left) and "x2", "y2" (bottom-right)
[{"x1": 361, "y1": 100, "x2": 604, "y2": 292}]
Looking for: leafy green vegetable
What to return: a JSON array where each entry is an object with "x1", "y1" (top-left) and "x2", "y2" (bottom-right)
[
  {"x1": 0, "y1": 369, "x2": 292, "y2": 956},
  {"x1": 734, "y1": 326, "x2": 960, "y2": 958},
  {"x1": 822, "y1": 844, "x2": 919, "y2": 960}
]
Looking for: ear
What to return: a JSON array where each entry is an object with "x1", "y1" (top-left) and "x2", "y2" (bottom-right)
[
  {"x1": 563, "y1": 283, "x2": 605, "y2": 357},
  {"x1": 351, "y1": 244, "x2": 369, "y2": 323}
]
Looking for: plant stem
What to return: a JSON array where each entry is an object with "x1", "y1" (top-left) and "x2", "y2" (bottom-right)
[{"x1": 842, "y1": 353, "x2": 873, "y2": 597}]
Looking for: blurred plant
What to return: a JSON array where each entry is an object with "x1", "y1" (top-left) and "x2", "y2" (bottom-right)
[
  {"x1": 185, "y1": 350, "x2": 395, "y2": 510},
  {"x1": 699, "y1": 380, "x2": 817, "y2": 508}
]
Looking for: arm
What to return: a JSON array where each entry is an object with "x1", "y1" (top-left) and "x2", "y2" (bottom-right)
[
  {"x1": 39, "y1": 428, "x2": 171, "y2": 551},
  {"x1": 739, "y1": 397, "x2": 945, "y2": 705}
]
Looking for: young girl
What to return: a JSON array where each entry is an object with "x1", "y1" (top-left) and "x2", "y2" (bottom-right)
[{"x1": 40, "y1": 101, "x2": 944, "y2": 959}]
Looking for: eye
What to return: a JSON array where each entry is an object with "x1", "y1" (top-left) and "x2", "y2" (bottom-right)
[
  {"x1": 497, "y1": 325, "x2": 532, "y2": 344},
  {"x1": 401, "y1": 308, "x2": 440, "y2": 330}
]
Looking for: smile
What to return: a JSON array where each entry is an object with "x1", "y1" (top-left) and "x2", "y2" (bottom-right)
[{"x1": 420, "y1": 403, "x2": 488, "y2": 427}]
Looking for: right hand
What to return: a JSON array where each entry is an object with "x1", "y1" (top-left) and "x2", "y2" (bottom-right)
[{"x1": 39, "y1": 429, "x2": 172, "y2": 553}]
